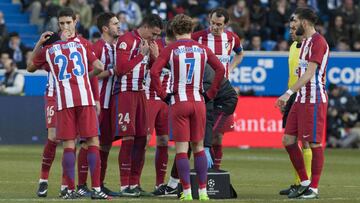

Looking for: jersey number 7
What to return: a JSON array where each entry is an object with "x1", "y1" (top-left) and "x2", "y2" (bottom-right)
[{"x1": 185, "y1": 58, "x2": 195, "y2": 84}]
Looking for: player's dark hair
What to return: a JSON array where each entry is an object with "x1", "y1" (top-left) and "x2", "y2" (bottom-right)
[
  {"x1": 140, "y1": 14, "x2": 163, "y2": 29},
  {"x1": 57, "y1": 7, "x2": 76, "y2": 20},
  {"x1": 172, "y1": 14, "x2": 193, "y2": 36},
  {"x1": 294, "y1": 7, "x2": 318, "y2": 25},
  {"x1": 165, "y1": 20, "x2": 175, "y2": 41},
  {"x1": 97, "y1": 12, "x2": 116, "y2": 33},
  {"x1": 209, "y1": 7, "x2": 230, "y2": 24}
]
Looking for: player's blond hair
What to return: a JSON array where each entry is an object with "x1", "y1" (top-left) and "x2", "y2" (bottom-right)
[{"x1": 171, "y1": 14, "x2": 193, "y2": 36}]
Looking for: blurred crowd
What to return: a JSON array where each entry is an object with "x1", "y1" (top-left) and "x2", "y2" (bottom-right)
[
  {"x1": 0, "y1": 0, "x2": 360, "y2": 70},
  {"x1": 327, "y1": 84, "x2": 360, "y2": 148}
]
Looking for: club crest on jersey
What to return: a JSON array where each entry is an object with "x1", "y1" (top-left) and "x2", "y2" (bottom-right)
[
  {"x1": 119, "y1": 42, "x2": 127, "y2": 50},
  {"x1": 121, "y1": 125, "x2": 127, "y2": 132},
  {"x1": 225, "y1": 42, "x2": 231, "y2": 51}
]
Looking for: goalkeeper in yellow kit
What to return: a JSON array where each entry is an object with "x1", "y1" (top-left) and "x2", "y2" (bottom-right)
[{"x1": 279, "y1": 15, "x2": 312, "y2": 195}]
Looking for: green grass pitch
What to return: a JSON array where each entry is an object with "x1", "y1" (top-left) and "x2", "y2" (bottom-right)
[{"x1": 0, "y1": 146, "x2": 359, "y2": 202}]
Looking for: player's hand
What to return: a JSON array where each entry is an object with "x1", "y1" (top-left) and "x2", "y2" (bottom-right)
[
  {"x1": 275, "y1": 93, "x2": 290, "y2": 109},
  {"x1": 37, "y1": 31, "x2": 54, "y2": 45},
  {"x1": 140, "y1": 40, "x2": 150, "y2": 56},
  {"x1": 149, "y1": 41, "x2": 159, "y2": 58},
  {"x1": 60, "y1": 30, "x2": 71, "y2": 41},
  {"x1": 204, "y1": 147, "x2": 213, "y2": 168}
]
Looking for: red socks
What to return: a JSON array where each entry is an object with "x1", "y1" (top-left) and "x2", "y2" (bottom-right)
[
  {"x1": 77, "y1": 147, "x2": 88, "y2": 186},
  {"x1": 100, "y1": 150, "x2": 110, "y2": 185},
  {"x1": 155, "y1": 146, "x2": 168, "y2": 186},
  {"x1": 310, "y1": 147, "x2": 324, "y2": 188},
  {"x1": 130, "y1": 136, "x2": 147, "y2": 186},
  {"x1": 87, "y1": 146, "x2": 101, "y2": 188},
  {"x1": 40, "y1": 139, "x2": 57, "y2": 180},
  {"x1": 285, "y1": 143, "x2": 309, "y2": 181},
  {"x1": 213, "y1": 145, "x2": 223, "y2": 170},
  {"x1": 119, "y1": 139, "x2": 134, "y2": 187}
]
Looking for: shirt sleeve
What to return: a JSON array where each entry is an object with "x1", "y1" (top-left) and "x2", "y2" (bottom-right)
[
  {"x1": 90, "y1": 76, "x2": 99, "y2": 101},
  {"x1": 86, "y1": 44, "x2": 98, "y2": 65},
  {"x1": 232, "y1": 33, "x2": 243, "y2": 54},
  {"x1": 33, "y1": 48, "x2": 47, "y2": 68},
  {"x1": 309, "y1": 38, "x2": 327, "y2": 65},
  {"x1": 115, "y1": 37, "x2": 145, "y2": 76}
]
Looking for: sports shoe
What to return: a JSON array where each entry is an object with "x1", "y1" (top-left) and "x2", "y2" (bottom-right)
[
  {"x1": 119, "y1": 187, "x2": 140, "y2": 197},
  {"x1": 59, "y1": 187, "x2": 68, "y2": 198},
  {"x1": 76, "y1": 184, "x2": 91, "y2": 197},
  {"x1": 298, "y1": 188, "x2": 319, "y2": 199},
  {"x1": 132, "y1": 186, "x2": 153, "y2": 197},
  {"x1": 91, "y1": 189, "x2": 112, "y2": 200},
  {"x1": 288, "y1": 184, "x2": 309, "y2": 198},
  {"x1": 199, "y1": 192, "x2": 209, "y2": 201},
  {"x1": 101, "y1": 184, "x2": 120, "y2": 196},
  {"x1": 37, "y1": 182, "x2": 48, "y2": 197},
  {"x1": 62, "y1": 190, "x2": 79, "y2": 199},
  {"x1": 180, "y1": 192, "x2": 193, "y2": 201},
  {"x1": 279, "y1": 184, "x2": 299, "y2": 195},
  {"x1": 152, "y1": 184, "x2": 178, "y2": 196}
]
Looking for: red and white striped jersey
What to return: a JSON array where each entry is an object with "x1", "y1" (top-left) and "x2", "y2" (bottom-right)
[
  {"x1": 295, "y1": 32, "x2": 329, "y2": 104},
  {"x1": 150, "y1": 39, "x2": 225, "y2": 105},
  {"x1": 145, "y1": 38, "x2": 171, "y2": 100},
  {"x1": 192, "y1": 29, "x2": 243, "y2": 78},
  {"x1": 113, "y1": 30, "x2": 149, "y2": 94},
  {"x1": 45, "y1": 69, "x2": 56, "y2": 97},
  {"x1": 93, "y1": 39, "x2": 115, "y2": 109},
  {"x1": 33, "y1": 36, "x2": 98, "y2": 111}
]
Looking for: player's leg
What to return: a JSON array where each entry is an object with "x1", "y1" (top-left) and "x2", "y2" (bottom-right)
[
  {"x1": 98, "y1": 108, "x2": 117, "y2": 196},
  {"x1": 129, "y1": 92, "x2": 151, "y2": 196},
  {"x1": 212, "y1": 132, "x2": 223, "y2": 170},
  {"x1": 154, "y1": 101, "x2": 169, "y2": 189},
  {"x1": 190, "y1": 102, "x2": 208, "y2": 201},
  {"x1": 172, "y1": 102, "x2": 192, "y2": 200},
  {"x1": 299, "y1": 103, "x2": 327, "y2": 199},
  {"x1": 56, "y1": 108, "x2": 78, "y2": 199},
  {"x1": 37, "y1": 97, "x2": 58, "y2": 197},
  {"x1": 79, "y1": 106, "x2": 110, "y2": 200},
  {"x1": 284, "y1": 103, "x2": 311, "y2": 198},
  {"x1": 76, "y1": 142, "x2": 90, "y2": 197},
  {"x1": 302, "y1": 141, "x2": 312, "y2": 186}
]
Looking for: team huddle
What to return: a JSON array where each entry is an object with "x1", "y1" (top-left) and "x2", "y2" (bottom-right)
[
  {"x1": 27, "y1": 6, "x2": 242, "y2": 200},
  {"x1": 26, "y1": 5, "x2": 329, "y2": 201}
]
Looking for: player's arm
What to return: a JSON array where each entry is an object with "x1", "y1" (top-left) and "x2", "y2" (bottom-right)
[
  {"x1": 89, "y1": 59, "x2": 104, "y2": 78},
  {"x1": 115, "y1": 39, "x2": 148, "y2": 76},
  {"x1": 229, "y1": 34, "x2": 244, "y2": 72},
  {"x1": 150, "y1": 49, "x2": 170, "y2": 100},
  {"x1": 27, "y1": 31, "x2": 53, "y2": 72},
  {"x1": 204, "y1": 48, "x2": 225, "y2": 100}
]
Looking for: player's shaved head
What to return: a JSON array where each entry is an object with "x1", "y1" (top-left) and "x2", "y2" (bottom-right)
[{"x1": 172, "y1": 14, "x2": 193, "y2": 36}]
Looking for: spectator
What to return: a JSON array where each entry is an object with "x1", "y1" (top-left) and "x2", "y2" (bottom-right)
[
  {"x1": 0, "y1": 11, "x2": 8, "y2": 46},
  {"x1": 1, "y1": 32, "x2": 30, "y2": 69},
  {"x1": 246, "y1": 34, "x2": 265, "y2": 51},
  {"x1": 335, "y1": 0, "x2": 360, "y2": 42},
  {"x1": 182, "y1": 0, "x2": 208, "y2": 19},
  {"x1": 0, "y1": 52, "x2": 10, "y2": 69},
  {"x1": 116, "y1": 11, "x2": 129, "y2": 35},
  {"x1": 75, "y1": 13, "x2": 89, "y2": 39},
  {"x1": 149, "y1": 0, "x2": 168, "y2": 20},
  {"x1": 0, "y1": 58, "x2": 25, "y2": 95},
  {"x1": 352, "y1": 34, "x2": 360, "y2": 51},
  {"x1": 90, "y1": 31, "x2": 101, "y2": 43},
  {"x1": 326, "y1": 14, "x2": 350, "y2": 48},
  {"x1": 112, "y1": 0, "x2": 142, "y2": 28},
  {"x1": 249, "y1": 0, "x2": 269, "y2": 39},
  {"x1": 228, "y1": 0, "x2": 250, "y2": 33},
  {"x1": 70, "y1": 0, "x2": 92, "y2": 29},
  {"x1": 268, "y1": 0, "x2": 292, "y2": 40},
  {"x1": 335, "y1": 37, "x2": 351, "y2": 51},
  {"x1": 326, "y1": 84, "x2": 359, "y2": 148},
  {"x1": 26, "y1": 0, "x2": 45, "y2": 31},
  {"x1": 273, "y1": 38, "x2": 289, "y2": 51},
  {"x1": 93, "y1": 0, "x2": 111, "y2": 19}
]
